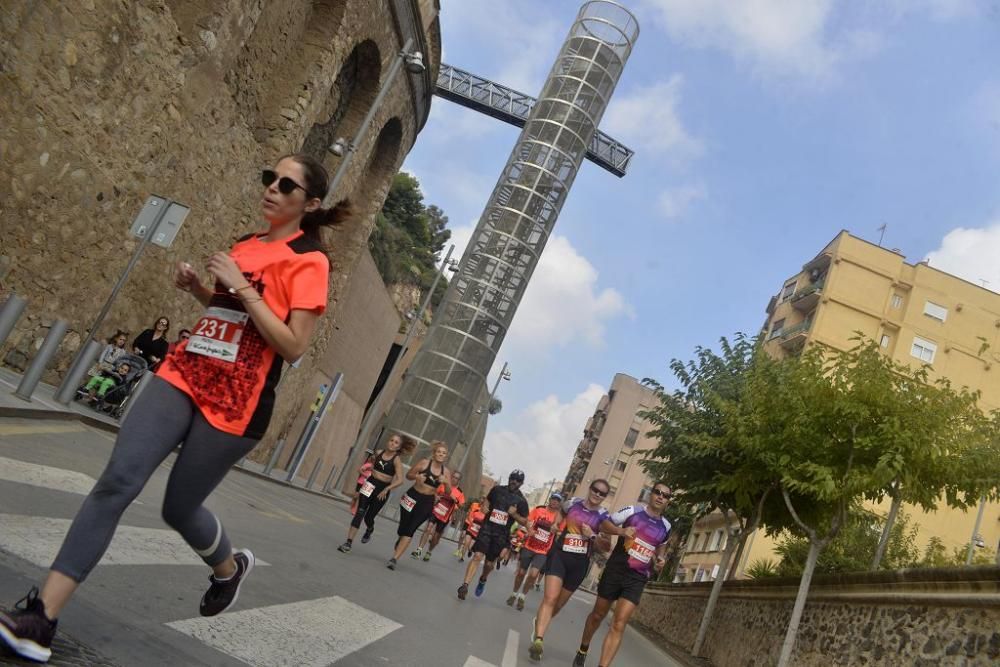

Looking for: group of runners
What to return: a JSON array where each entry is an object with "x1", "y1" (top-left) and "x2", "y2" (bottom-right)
[{"x1": 0, "y1": 152, "x2": 673, "y2": 667}]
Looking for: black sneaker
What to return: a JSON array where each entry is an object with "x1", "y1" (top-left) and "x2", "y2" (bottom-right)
[
  {"x1": 361, "y1": 530, "x2": 373, "y2": 544},
  {"x1": 573, "y1": 649, "x2": 588, "y2": 666},
  {"x1": 386, "y1": 558, "x2": 397, "y2": 570},
  {"x1": 200, "y1": 548, "x2": 254, "y2": 617},
  {"x1": 0, "y1": 587, "x2": 57, "y2": 663},
  {"x1": 337, "y1": 541, "x2": 352, "y2": 553},
  {"x1": 457, "y1": 583, "x2": 468, "y2": 601}
]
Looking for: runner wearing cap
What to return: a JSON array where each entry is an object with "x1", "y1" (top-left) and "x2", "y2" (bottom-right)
[
  {"x1": 457, "y1": 470, "x2": 529, "y2": 600},
  {"x1": 572, "y1": 482, "x2": 673, "y2": 667},
  {"x1": 412, "y1": 470, "x2": 465, "y2": 562},
  {"x1": 507, "y1": 493, "x2": 562, "y2": 611}
]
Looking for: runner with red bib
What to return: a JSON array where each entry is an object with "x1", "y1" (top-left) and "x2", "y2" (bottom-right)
[
  {"x1": 412, "y1": 471, "x2": 465, "y2": 562},
  {"x1": 456, "y1": 500, "x2": 486, "y2": 562},
  {"x1": 507, "y1": 493, "x2": 563, "y2": 611}
]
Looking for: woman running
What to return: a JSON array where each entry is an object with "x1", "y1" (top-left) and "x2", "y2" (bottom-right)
[
  {"x1": 387, "y1": 442, "x2": 451, "y2": 570},
  {"x1": 0, "y1": 154, "x2": 349, "y2": 663},
  {"x1": 529, "y1": 478, "x2": 631, "y2": 662},
  {"x1": 338, "y1": 434, "x2": 412, "y2": 553},
  {"x1": 573, "y1": 483, "x2": 672, "y2": 667}
]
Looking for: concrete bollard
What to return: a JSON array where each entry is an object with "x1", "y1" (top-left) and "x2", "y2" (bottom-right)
[
  {"x1": 263, "y1": 438, "x2": 286, "y2": 476},
  {"x1": 322, "y1": 465, "x2": 338, "y2": 493},
  {"x1": 14, "y1": 318, "x2": 69, "y2": 401},
  {"x1": 306, "y1": 459, "x2": 321, "y2": 489},
  {"x1": 0, "y1": 293, "x2": 28, "y2": 349},
  {"x1": 54, "y1": 338, "x2": 102, "y2": 405}
]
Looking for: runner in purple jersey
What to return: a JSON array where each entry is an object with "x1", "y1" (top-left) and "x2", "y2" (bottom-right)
[
  {"x1": 528, "y1": 479, "x2": 633, "y2": 662},
  {"x1": 572, "y1": 481, "x2": 673, "y2": 667}
]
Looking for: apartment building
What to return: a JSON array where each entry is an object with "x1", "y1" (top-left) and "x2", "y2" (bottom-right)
[{"x1": 681, "y1": 230, "x2": 1000, "y2": 580}]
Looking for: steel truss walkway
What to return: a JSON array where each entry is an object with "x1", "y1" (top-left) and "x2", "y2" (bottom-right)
[{"x1": 435, "y1": 63, "x2": 634, "y2": 177}]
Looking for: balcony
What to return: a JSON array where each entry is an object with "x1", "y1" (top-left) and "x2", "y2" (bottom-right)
[
  {"x1": 779, "y1": 320, "x2": 812, "y2": 349},
  {"x1": 791, "y1": 280, "x2": 824, "y2": 312}
]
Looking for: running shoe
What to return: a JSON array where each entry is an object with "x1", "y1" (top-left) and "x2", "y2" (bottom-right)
[
  {"x1": 386, "y1": 558, "x2": 397, "y2": 570},
  {"x1": 0, "y1": 587, "x2": 56, "y2": 663},
  {"x1": 528, "y1": 638, "x2": 544, "y2": 662},
  {"x1": 410, "y1": 548, "x2": 422, "y2": 559},
  {"x1": 457, "y1": 583, "x2": 469, "y2": 601},
  {"x1": 573, "y1": 649, "x2": 588, "y2": 666},
  {"x1": 361, "y1": 529, "x2": 373, "y2": 544},
  {"x1": 337, "y1": 541, "x2": 352, "y2": 553},
  {"x1": 516, "y1": 596, "x2": 526, "y2": 611},
  {"x1": 459, "y1": 557, "x2": 465, "y2": 562},
  {"x1": 452, "y1": 548, "x2": 463, "y2": 558},
  {"x1": 422, "y1": 552, "x2": 431, "y2": 562},
  {"x1": 200, "y1": 549, "x2": 255, "y2": 617},
  {"x1": 506, "y1": 594, "x2": 517, "y2": 607},
  {"x1": 475, "y1": 579, "x2": 486, "y2": 597}
]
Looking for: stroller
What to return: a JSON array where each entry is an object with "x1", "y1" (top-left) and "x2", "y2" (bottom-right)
[{"x1": 76, "y1": 353, "x2": 148, "y2": 419}]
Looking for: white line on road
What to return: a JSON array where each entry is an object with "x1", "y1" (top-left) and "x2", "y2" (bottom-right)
[
  {"x1": 0, "y1": 456, "x2": 97, "y2": 496},
  {"x1": 502, "y1": 629, "x2": 519, "y2": 667},
  {"x1": 462, "y1": 657, "x2": 495, "y2": 667},
  {"x1": 167, "y1": 595, "x2": 402, "y2": 667},
  {"x1": 0, "y1": 514, "x2": 270, "y2": 568}
]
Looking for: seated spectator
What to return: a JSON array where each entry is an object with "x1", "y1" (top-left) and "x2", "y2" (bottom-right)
[
  {"x1": 83, "y1": 361, "x2": 131, "y2": 403},
  {"x1": 167, "y1": 328, "x2": 191, "y2": 356},
  {"x1": 133, "y1": 316, "x2": 170, "y2": 370},
  {"x1": 91, "y1": 330, "x2": 128, "y2": 376}
]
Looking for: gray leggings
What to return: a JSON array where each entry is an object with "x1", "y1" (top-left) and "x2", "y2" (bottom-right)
[{"x1": 51, "y1": 376, "x2": 257, "y2": 582}]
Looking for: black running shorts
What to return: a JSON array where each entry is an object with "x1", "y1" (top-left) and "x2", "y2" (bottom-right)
[
  {"x1": 542, "y1": 548, "x2": 590, "y2": 592},
  {"x1": 473, "y1": 528, "x2": 509, "y2": 562},
  {"x1": 596, "y1": 561, "x2": 648, "y2": 605},
  {"x1": 518, "y1": 548, "x2": 548, "y2": 572}
]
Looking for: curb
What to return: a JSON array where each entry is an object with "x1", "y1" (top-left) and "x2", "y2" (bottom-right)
[{"x1": 0, "y1": 404, "x2": 121, "y2": 435}]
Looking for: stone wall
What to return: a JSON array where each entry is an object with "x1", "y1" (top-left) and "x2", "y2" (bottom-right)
[
  {"x1": 0, "y1": 0, "x2": 440, "y2": 460},
  {"x1": 633, "y1": 566, "x2": 1000, "y2": 666}
]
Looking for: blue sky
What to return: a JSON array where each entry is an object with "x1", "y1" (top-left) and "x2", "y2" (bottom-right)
[{"x1": 401, "y1": 0, "x2": 1000, "y2": 490}]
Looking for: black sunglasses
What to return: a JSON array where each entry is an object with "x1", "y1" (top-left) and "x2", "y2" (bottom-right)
[
  {"x1": 261, "y1": 169, "x2": 309, "y2": 196},
  {"x1": 651, "y1": 488, "x2": 671, "y2": 499},
  {"x1": 590, "y1": 486, "x2": 609, "y2": 498}
]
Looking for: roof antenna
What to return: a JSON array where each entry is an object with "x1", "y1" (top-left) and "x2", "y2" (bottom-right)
[{"x1": 877, "y1": 223, "x2": 887, "y2": 247}]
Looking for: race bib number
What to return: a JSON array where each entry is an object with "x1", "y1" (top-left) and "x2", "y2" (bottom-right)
[
  {"x1": 432, "y1": 501, "x2": 451, "y2": 521},
  {"x1": 187, "y1": 307, "x2": 248, "y2": 363},
  {"x1": 489, "y1": 509, "x2": 509, "y2": 525},
  {"x1": 359, "y1": 481, "x2": 375, "y2": 498},
  {"x1": 400, "y1": 494, "x2": 416, "y2": 512},
  {"x1": 533, "y1": 528, "x2": 552, "y2": 545},
  {"x1": 468, "y1": 522, "x2": 481, "y2": 537},
  {"x1": 562, "y1": 534, "x2": 588, "y2": 554},
  {"x1": 628, "y1": 538, "x2": 655, "y2": 564}
]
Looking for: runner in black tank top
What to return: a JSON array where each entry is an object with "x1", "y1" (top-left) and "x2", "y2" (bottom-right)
[
  {"x1": 338, "y1": 434, "x2": 413, "y2": 553},
  {"x1": 387, "y1": 441, "x2": 452, "y2": 570}
]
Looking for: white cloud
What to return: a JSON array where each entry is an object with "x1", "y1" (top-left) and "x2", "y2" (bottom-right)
[
  {"x1": 484, "y1": 384, "x2": 606, "y2": 488},
  {"x1": 657, "y1": 183, "x2": 707, "y2": 221},
  {"x1": 603, "y1": 76, "x2": 703, "y2": 162},
  {"x1": 637, "y1": 0, "x2": 887, "y2": 83},
  {"x1": 925, "y1": 220, "x2": 1000, "y2": 292}
]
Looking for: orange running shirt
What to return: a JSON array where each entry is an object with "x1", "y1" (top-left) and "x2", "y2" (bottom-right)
[
  {"x1": 432, "y1": 484, "x2": 466, "y2": 523},
  {"x1": 465, "y1": 503, "x2": 482, "y2": 527},
  {"x1": 524, "y1": 506, "x2": 560, "y2": 555},
  {"x1": 158, "y1": 230, "x2": 328, "y2": 438}
]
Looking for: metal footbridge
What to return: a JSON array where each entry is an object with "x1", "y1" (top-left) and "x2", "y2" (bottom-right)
[{"x1": 434, "y1": 63, "x2": 634, "y2": 177}]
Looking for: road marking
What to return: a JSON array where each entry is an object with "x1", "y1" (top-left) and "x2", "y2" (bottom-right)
[
  {"x1": 0, "y1": 514, "x2": 270, "y2": 568},
  {"x1": 166, "y1": 595, "x2": 402, "y2": 666},
  {"x1": 0, "y1": 456, "x2": 97, "y2": 496},
  {"x1": 463, "y1": 658, "x2": 495, "y2": 667},
  {"x1": 502, "y1": 629, "x2": 519, "y2": 667},
  {"x1": 0, "y1": 423, "x2": 87, "y2": 436}
]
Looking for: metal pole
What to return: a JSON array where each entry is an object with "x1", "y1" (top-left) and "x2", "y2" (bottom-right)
[
  {"x1": 334, "y1": 245, "x2": 455, "y2": 491},
  {"x1": 263, "y1": 439, "x2": 286, "y2": 476},
  {"x1": 14, "y1": 319, "x2": 69, "y2": 401},
  {"x1": 0, "y1": 293, "x2": 28, "y2": 348},
  {"x1": 306, "y1": 458, "x2": 322, "y2": 489},
  {"x1": 53, "y1": 339, "x2": 101, "y2": 404},
  {"x1": 965, "y1": 495, "x2": 987, "y2": 565},
  {"x1": 457, "y1": 361, "x2": 508, "y2": 473},
  {"x1": 324, "y1": 37, "x2": 413, "y2": 204},
  {"x1": 286, "y1": 372, "x2": 343, "y2": 482},
  {"x1": 322, "y1": 464, "x2": 339, "y2": 493},
  {"x1": 58, "y1": 199, "x2": 171, "y2": 398}
]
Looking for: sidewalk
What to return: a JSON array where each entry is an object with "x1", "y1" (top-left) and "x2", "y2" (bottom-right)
[{"x1": 0, "y1": 367, "x2": 120, "y2": 432}]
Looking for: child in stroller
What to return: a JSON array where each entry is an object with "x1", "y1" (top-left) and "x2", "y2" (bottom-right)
[
  {"x1": 77, "y1": 353, "x2": 148, "y2": 417},
  {"x1": 82, "y1": 361, "x2": 131, "y2": 404}
]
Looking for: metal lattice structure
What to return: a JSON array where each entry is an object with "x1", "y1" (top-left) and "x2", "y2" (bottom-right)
[
  {"x1": 384, "y1": 1, "x2": 639, "y2": 462},
  {"x1": 435, "y1": 63, "x2": 634, "y2": 177}
]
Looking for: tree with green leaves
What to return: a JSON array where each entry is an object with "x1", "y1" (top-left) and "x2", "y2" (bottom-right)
[{"x1": 641, "y1": 334, "x2": 784, "y2": 657}]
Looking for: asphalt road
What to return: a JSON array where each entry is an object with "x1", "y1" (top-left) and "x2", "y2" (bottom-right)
[{"x1": 0, "y1": 417, "x2": 678, "y2": 666}]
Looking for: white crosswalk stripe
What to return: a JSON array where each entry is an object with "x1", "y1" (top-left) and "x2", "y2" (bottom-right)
[
  {"x1": 0, "y1": 514, "x2": 270, "y2": 568},
  {"x1": 166, "y1": 596, "x2": 402, "y2": 666},
  {"x1": 464, "y1": 629, "x2": 519, "y2": 667},
  {"x1": 0, "y1": 456, "x2": 98, "y2": 496}
]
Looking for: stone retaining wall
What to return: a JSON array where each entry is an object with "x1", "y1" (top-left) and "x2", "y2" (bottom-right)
[{"x1": 633, "y1": 566, "x2": 1000, "y2": 666}]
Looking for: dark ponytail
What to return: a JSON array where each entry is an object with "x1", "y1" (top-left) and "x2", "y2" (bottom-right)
[{"x1": 280, "y1": 153, "x2": 354, "y2": 257}]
